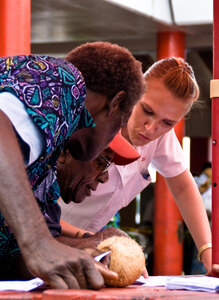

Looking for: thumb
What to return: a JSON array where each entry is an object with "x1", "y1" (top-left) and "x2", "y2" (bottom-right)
[{"x1": 94, "y1": 261, "x2": 118, "y2": 281}]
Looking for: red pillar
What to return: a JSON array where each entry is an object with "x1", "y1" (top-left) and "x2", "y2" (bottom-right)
[
  {"x1": 212, "y1": 0, "x2": 219, "y2": 277},
  {"x1": 153, "y1": 31, "x2": 185, "y2": 275},
  {"x1": 0, "y1": 0, "x2": 31, "y2": 56}
]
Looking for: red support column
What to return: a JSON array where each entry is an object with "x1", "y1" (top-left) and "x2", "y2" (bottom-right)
[
  {"x1": 0, "y1": 0, "x2": 31, "y2": 56},
  {"x1": 212, "y1": 0, "x2": 219, "y2": 277},
  {"x1": 153, "y1": 31, "x2": 185, "y2": 275}
]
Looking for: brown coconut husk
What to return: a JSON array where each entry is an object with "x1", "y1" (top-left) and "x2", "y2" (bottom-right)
[{"x1": 97, "y1": 236, "x2": 145, "y2": 287}]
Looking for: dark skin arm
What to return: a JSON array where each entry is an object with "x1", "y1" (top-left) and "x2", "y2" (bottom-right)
[
  {"x1": 0, "y1": 111, "x2": 118, "y2": 289},
  {"x1": 57, "y1": 226, "x2": 149, "y2": 278},
  {"x1": 57, "y1": 227, "x2": 130, "y2": 249},
  {"x1": 57, "y1": 227, "x2": 130, "y2": 269},
  {"x1": 60, "y1": 218, "x2": 94, "y2": 238}
]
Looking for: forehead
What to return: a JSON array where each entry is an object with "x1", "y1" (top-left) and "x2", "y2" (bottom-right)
[
  {"x1": 100, "y1": 148, "x2": 114, "y2": 160},
  {"x1": 93, "y1": 148, "x2": 114, "y2": 172},
  {"x1": 94, "y1": 148, "x2": 114, "y2": 166},
  {"x1": 140, "y1": 79, "x2": 193, "y2": 119}
]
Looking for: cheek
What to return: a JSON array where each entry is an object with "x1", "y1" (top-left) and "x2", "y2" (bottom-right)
[
  {"x1": 156, "y1": 124, "x2": 174, "y2": 138},
  {"x1": 128, "y1": 107, "x2": 144, "y2": 130},
  {"x1": 127, "y1": 108, "x2": 137, "y2": 128},
  {"x1": 86, "y1": 167, "x2": 100, "y2": 181}
]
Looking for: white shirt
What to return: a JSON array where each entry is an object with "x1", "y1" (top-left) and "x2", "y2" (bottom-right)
[
  {"x1": 0, "y1": 92, "x2": 45, "y2": 165},
  {"x1": 60, "y1": 128, "x2": 187, "y2": 232}
]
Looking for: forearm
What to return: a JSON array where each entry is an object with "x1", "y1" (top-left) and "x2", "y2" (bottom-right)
[
  {"x1": 166, "y1": 169, "x2": 212, "y2": 269},
  {"x1": 178, "y1": 189, "x2": 211, "y2": 249},
  {"x1": 0, "y1": 111, "x2": 52, "y2": 250},
  {"x1": 56, "y1": 231, "x2": 110, "y2": 249},
  {"x1": 57, "y1": 226, "x2": 129, "y2": 249},
  {"x1": 60, "y1": 219, "x2": 94, "y2": 238}
]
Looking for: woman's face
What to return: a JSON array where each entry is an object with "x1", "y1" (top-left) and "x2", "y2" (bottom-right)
[{"x1": 126, "y1": 79, "x2": 194, "y2": 146}]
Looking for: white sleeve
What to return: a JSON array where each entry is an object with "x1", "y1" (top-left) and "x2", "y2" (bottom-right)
[
  {"x1": 151, "y1": 129, "x2": 187, "y2": 178},
  {"x1": 0, "y1": 92, "x2": 46, "y2": 165}
]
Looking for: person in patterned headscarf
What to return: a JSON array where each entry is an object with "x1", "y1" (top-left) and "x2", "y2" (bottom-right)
[{"x1": 0, "y1": 42, "x2": 145, "y2": 289}]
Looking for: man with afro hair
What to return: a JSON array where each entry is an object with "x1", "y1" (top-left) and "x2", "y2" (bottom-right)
[
  {"x1": 66, "y1": 41, "x2": 145, "y2": 161},
  {"x1": 0, "y1": 41, "x2": 144, "y2": 289}
]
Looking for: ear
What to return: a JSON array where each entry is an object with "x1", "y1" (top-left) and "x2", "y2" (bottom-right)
[{"x1": 107, "y1": 91, "x2": 126, "y2": 116}]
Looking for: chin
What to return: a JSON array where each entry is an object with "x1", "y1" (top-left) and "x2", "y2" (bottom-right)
[
  {"x1": 138, "y1": 140, "x2": 151, "y2": 146},
  {"x1": 68, "y1": 141, "x2": 97, "y2": 161},
  {"x1": 68, "y1": 131, "x2": 105, "y2": 162},
  {"x1": 62, "y1": 199, "x2": 71, "y2": 204},
  {"x1": 61, "y1": 190, "x2": 76, "y2": 204},
  {"x1": 72, "y1": 193, "x2": 86, "y2": 204},
  {"x1": 62, "y1": 196, "x2": 72, "y2": 204},
  {"x1": 73, "y1": 197, "x2": 85, "y2": 204},
  {"x1": 130, "y1": 137, "x2": 141, "y2": 147},
  {"x1": 132, "y1": 135, "x2": 151, "y2": 146}
]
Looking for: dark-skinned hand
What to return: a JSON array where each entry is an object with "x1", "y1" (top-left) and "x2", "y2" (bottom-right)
[{"x1": 21, "y1": 236, "x2": 118, "y2": 289}]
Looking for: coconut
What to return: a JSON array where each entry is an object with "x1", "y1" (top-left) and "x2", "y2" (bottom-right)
[{"x1": 97, "y1": 236, "x2": 145, "y2": 287}]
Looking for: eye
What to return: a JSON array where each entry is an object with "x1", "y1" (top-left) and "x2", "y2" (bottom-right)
[
  {"x1": 163, "y1": 120, "x2": 174, "y2": 127},
  {"x1": 96, "y1": 157, "x2": 103, "y2": 168},
  {"x1": 141, "y1": 104, "x2": 153, "y2": 115},
  {"x1": 144, "y1": 109, "x2": 152, "y2": 114}
]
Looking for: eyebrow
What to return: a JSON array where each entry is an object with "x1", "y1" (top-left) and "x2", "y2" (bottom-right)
[
  {"x1": 99, "y1": 153, "x2": 111, "y2": 165},
  {"x1": 142, "y1": 102, "x2": 178, "y2": 125}
]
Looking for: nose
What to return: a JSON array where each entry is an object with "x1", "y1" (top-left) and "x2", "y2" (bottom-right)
[
  {"x1": 98, "y1": 171, "x2": 109, "y2": 183},
  {"x1": 144, "y1": 118, "x2": 158, "y2": 134}
]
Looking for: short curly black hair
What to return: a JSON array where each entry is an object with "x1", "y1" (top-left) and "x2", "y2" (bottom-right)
[{"x1": 65, "y1": 41, "x2": 145, "y2": 113}]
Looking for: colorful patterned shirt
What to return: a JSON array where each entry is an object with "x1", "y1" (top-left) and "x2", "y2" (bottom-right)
[{"x1": 0, "y1": 55, "x2": 94, "y2": 262}]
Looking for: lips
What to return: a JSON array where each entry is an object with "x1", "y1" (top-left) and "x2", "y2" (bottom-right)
[
  {"x1": 84, "y1": 186, "x2": 92, "y2": 197},
  {"x1": 84, "y1": 185, "x2": 95, "y2": 197},
  {"x1": 87, "y1": 182, "x2": 98, "y2": 192},
  {"x1": 138, "y1": 132, "x2": 151, "y2": 141}
]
